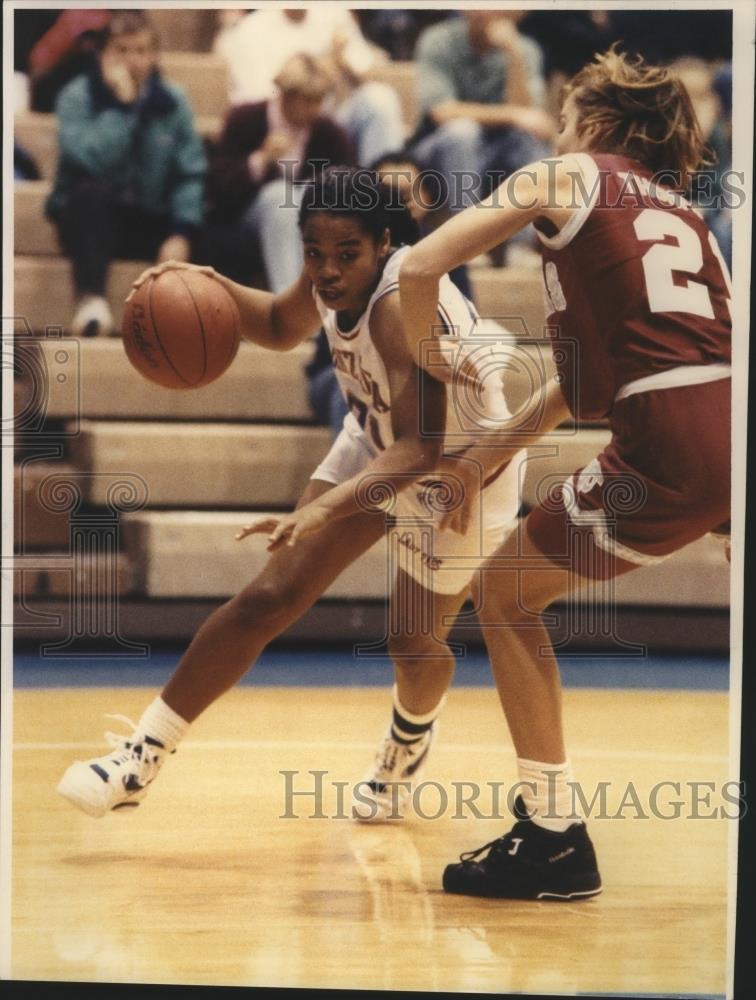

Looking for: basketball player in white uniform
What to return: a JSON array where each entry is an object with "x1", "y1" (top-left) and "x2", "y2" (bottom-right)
[{"x1": 57, "y1": 168, "x2": 526, "y2": 823}]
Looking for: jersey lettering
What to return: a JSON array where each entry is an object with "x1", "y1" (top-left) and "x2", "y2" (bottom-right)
[
  {"x1": 346, "y1": 391, "x2": 386, "y2": 452},
  {"x1": 633, "y1": 209, "x2": 715, "y2": 319},
  {"x1": 332, "y1": 347, "x2": 391, "y2": 414}
]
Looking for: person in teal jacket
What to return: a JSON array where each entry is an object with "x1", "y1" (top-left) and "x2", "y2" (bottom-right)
[{"x1": 45, "y1": 10, "x2": 207, "y2": 337}]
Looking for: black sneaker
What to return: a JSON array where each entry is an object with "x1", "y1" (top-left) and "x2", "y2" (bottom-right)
[{"x1": 443, "y1": 796, "x2": 602, "y2": 901}]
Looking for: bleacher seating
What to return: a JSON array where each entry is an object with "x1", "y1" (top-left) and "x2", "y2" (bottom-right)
[
  {"x1": 65, "y1": 420, "x2": 332, "y2": 507},
  {"x1": 11, "y1": 39, "x2": 730, "y2": 631},
  {"x1": 23, "y1": 338, "x2": 315, "y2": 422},
  {"x1": 121, "y1": 510, "x2": 389, "y2": 600}
]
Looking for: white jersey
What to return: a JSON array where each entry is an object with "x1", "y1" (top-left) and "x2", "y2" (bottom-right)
[
  {"x1": 313, "y1": 245, "x2": 513, "y2": 456},
  {"x1": 312, "y1": 246, "x2": 527, "y2": 596}
]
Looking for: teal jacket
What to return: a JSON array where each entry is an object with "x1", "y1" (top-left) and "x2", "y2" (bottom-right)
[{"x1": 46, "y1": 66, "x2": 206, "y2": 234}]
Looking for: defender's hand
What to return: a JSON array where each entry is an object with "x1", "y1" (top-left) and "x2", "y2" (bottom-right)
[{"x1": 236, "y1": 504, "x2": 331, "y2": 551}]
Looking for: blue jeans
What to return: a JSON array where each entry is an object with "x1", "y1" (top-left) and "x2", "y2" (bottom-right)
[
  {"x1": 412, "y1": 119, "x2": 550, "y2": 212},
  {"x1": 240, "y1": 178, "x2": 304, "y2": 293},
  {"x1": 336, "y1": 82, "x2": 406, "y2": 167},
  {"x1": 308, "y1": 367, "x2": 348, "y2": 439}
]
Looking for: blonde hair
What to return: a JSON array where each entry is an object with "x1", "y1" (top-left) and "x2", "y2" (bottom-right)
[
  {"x1": 565, "y1": 45, "x2": 710, "y2": 188},
  {"x1": 274, "y1": 54, "x2": 335, "y2": 100}
]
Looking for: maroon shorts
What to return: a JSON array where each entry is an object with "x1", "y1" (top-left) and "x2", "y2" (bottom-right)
[{"x1": 526, "y1": 379, "x2": 731, "y2": 580}]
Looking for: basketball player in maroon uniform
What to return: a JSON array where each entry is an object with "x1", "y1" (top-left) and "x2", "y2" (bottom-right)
[{"x1": 399, "y1": 46, "x2": 731, "y2": 899}]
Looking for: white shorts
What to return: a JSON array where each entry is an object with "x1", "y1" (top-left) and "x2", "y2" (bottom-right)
[{"x1": 312, "y1": 415, "x2": 526, "y2": 595}]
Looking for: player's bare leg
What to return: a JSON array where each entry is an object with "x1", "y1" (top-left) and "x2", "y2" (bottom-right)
[
  {"x1": 161, "y1": 480, "x2": 384, "y2": 721},
  {"x1": 353, "y1": 572, "x2": 469, "y2": 821},
  {"x1": 443, "y1": 520, "x2": 602, "y2": 899},
  {"x1": 58, "y1": 480, "x2": 386, "y2": 816},
  {"x1": 389, "y1": 571, "x2": 468, "y2": 715},
  {"x1": 473, "y1": 524, "x2": 570, "y2": 765}
]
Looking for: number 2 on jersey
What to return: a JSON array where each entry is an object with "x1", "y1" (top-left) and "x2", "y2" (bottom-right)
[{"x1": 633, "y1": 208, "x2": 731, "y2": 323}]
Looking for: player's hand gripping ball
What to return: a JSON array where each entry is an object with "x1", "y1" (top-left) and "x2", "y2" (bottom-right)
[{"x1": 122, "y1": 265, "x2": 241, "y2": 388}]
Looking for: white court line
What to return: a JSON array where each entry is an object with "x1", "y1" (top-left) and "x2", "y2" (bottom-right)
[{"x1": 12, "y1": 740, "x2": 728, "y2": 764}]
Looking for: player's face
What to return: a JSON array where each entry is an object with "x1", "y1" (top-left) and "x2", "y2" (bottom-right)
[
  {"x1": 555, "y1": 90, "x2": 594, "y2": 155},
  {"x1": 302, "y1": 214, "x2": 391, "y2": 317}
]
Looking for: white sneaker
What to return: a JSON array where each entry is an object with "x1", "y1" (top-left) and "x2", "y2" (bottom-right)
[
  {"x1": 71, "y1": 295, "x2": 114, "y2": 338},
  {"x1": 352, "y1": 725, "x2": 435, "y2": 823},
  {"x1": 56, "y1": 715, "x2": 171, "y2": 817}
]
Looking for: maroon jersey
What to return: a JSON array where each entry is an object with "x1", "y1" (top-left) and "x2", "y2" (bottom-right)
[{"x1": 537, "y1": 153, "x2": 732, "y2": 419}]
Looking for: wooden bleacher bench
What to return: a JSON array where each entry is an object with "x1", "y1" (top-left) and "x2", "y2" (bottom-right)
[
  {"x1": 14, "y1": 256, "x2": 143, "y2": 333},
  {"x1": 66, "y1": 420, "x2": 333, "y2": 507},
  {"x1": 117, "y1": 508, "x2": 729, "y2": 607},
  {"x1": 14, "y1": 462, "x2": 78, "y2": 550},
  {"x1": 63, "y1": 415, "x2": 607, "y2": 510},
  {"x1": 13, "y1": 552, "x2": 135, "y2": 598},
  {"x1": 14, "y1": 181, "x2": 59, "y2": 255},
  {"x1": 21, "y1": 337, "x2": 315, "y2": 422},
  {"x1": 121, "y1": 510, "x2": 389, "y2": 600}
]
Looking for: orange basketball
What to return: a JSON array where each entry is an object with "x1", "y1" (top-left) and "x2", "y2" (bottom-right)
[{"x1": 122, "y1": 269, "x2": 241, "y2": 389}]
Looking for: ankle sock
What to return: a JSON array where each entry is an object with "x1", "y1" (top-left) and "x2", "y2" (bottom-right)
[
  {"x1": 391, "y1": 685, "x2": 445, "y2": 745},
  {"x1": 135, "y1": 697, "x2": 189, "y2": 753},
  {"x1": 516, "y1": 757, "x2": 582, "y2": 833}
]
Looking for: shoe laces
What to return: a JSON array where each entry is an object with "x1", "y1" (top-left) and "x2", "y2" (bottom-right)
[
  {"x1": 459, "y1": 827, "x2": 525, "y2": 864},
  {"x1": 371, "y1": 737, "x2": 402, "y2": 780},
  {"x1": 373, "y1": 730, "x2": 429, "y2": 780},
  {"x1": 102, "y1": 714, "x2": 165, "y2": 784}
]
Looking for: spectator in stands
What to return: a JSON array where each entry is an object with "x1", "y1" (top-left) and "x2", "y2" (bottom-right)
[
  {"x1": 45, "y1": 10, "x2": 206, "y2": 338},
  {"x1": 356, "y1": 9, "x2": 454, "y2": 62},
  {"x1": 518, "y1": 11, "x2": 612, "y2": 81},
  {"x1": 204, "y1": 53, "x2": 354, "y2": 292},
  {"x1": 373, "y1": 151, "x2": 474, "y2": 301},
  {"x1": 675, "y1": 58, "x2": 733, "y2": 271},
  {"x1": 410, "y1": 11, "x2": 553, "y2": 264},
  {"x1": 213, "y1": 7, "x2": 405, "y2": 166},
  {"x1": 26, "y1": 8, "x2": 112, "y2": 113},
  {"x1": 305, "y1": 330, "x2": 349, "y2": 440}
]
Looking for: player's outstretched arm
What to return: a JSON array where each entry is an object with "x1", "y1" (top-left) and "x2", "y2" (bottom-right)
[
  {"x1": 436, "y1": 377, "x2": 572, "y2": 533},
  {"x1": 237, "y1": 292, "x2": 446, "y2": 549},
  {"x1": 127, "y1": 262, "x2": 321, "y2": 351},
  {"x1": 399, "y1": 157, "x2": 578, "y2": 372}
]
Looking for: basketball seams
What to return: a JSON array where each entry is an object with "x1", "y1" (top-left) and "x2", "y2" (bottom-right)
[
  {"x1": 173, "y1": 271, "x2": 208, "y2": 385},
  {"x1": 218, "y1": 293, "x2": 241, "y2": 375},
  {"x1": 146, "y1": 276, "x2": 194, "y2": 387},
  {"x1": 123, "y1": 270, "x2": 240, "y2": 389}
]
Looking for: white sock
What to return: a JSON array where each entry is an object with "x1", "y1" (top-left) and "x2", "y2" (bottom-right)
[
  {"x1": 516, "y1": 757, "x2": 582, "y2": 833},
  {"x1": 135, "y1": 697, "x2": 189, "y2": 752},
  {"x1": 391, "y1": 684, "x2": 445, "y2": 742}
]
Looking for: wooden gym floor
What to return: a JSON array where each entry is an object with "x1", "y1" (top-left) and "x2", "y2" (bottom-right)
[{"x1": 11, "y1": 674, "x2": 732, "y2": 995}]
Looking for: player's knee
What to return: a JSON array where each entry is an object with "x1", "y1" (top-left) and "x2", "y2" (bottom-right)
[
  {"x1": 477, "y1": 582, "x2": 538, "y2": 624},
  {"x1": 228, "y1": 580, "x2": 292, "y2": 634}
]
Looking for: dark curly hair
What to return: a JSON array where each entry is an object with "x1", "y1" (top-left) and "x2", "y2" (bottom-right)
[{"x1": 298, "y1": 166, "x2": 415, "y2": 246}]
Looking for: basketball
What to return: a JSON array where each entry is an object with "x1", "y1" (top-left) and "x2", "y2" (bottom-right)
[{"x1": 122, "y1": 269, "x2": 241, "y2": 389}]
